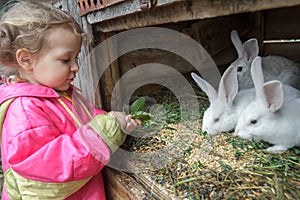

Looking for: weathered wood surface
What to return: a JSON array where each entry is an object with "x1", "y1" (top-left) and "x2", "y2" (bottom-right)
[
  {"x1": 264, "y1": 5, "x2": 300, "y2": 40},
  {"x1": 87, "y1": 0, "x2": 186, "y2": 25},
  {"x1": 57, "y1": 0, "x2": 104, "y2": 108},
  {"x1": 92, "y1": 4, "x2": 300, "y2": 109},
  {"x1": 103, "y1": 167, "x2": 155, "y2": 200},
  {"x1": 264, "y1": 42, "x2": 300, "y2": 64},
  {"x1": 262, "y1": 5, "x2": 300, "y2": 63},
  {"x1": 55, "y1": 1, "x2": 300, "y2": 199},
  {"x1": 60, "y1": 0, "x2": 300, "y2": 109},
  {"x1": 98, "y1": 32, "x2": 123, "y2": 111},
  {"x1": 191, "y1": 12, "x2": 261, "y2": 68},
  {"x1": 89, "y1": 0, "x2": 300, "y2": 32}
]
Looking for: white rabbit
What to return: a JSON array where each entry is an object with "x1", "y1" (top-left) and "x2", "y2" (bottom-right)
[
  {"x1": 191, "y1": 66, "x2": 255, "y2": 136},
  {"x1": 230, "y1": 30, "x2": 300, "y2": 90},
  {"x1": 234, "y1": 56, "x2": 300, "y2": 154}
]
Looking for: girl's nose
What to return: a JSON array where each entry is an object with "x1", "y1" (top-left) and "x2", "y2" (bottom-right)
[{"x1": 71, "y1": 62, "x2": 79, "y2": 72}]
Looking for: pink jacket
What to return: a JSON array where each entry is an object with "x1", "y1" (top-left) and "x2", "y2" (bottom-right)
[{"x1": 0, "y1": 82, "x2": 126, "y2": 199}]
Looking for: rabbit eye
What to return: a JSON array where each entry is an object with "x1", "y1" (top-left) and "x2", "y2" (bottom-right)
[
  {"x1": 250, "y1": 119, "x2": 257, "y2": 125},
  {"x1": 237, "y1": 66, "x2": 243, "y2": 72},
  {"x1": 214, "y1": 118, "x2": 219, "y2": 123}
]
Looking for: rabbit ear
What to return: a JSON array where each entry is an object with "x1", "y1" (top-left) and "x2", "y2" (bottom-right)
[
  {"x1": 251, "y1": 56, "x2": 265, "y2": 97},
  {"x1": 191, "y1": 72, "x2": 217, "y2": 102},
  {"x1": 262, "y1": 80, "x2": 284, "y2": 113},
  {"x1": 230, "y1": 30, "x2": 243, "y2": 58},
  {"x1": 218, "y1": 66, "x2": 238, "y2": 106},
  {"x1": 243, "y1": 38, "x2": 259, "y2": 62}
]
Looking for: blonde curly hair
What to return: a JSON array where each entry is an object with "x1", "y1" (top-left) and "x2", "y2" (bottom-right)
[{"x1": 0, "y1": 0, "x2": 84, "y2": 74}]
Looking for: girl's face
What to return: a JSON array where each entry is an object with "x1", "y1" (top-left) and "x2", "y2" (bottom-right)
[{"x1": 28, "y1": 27, "x2": 82, "y2": 91}]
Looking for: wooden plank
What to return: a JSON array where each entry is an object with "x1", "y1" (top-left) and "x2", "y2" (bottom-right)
[
  {"x1": 59, "y1": 0, "x2": 104, "y2": 108},
  {"x1": 78, "y1": 0, "x2": 126, "y2": 16},
  {"x1": 192, "y1": 14, "x2": 254, "y2": 55},
  {"x1": 91, "y1": 0, "x2": 300, "y2": 32},
  {"x1": 115, "y1": 12, "x2": 263, "y2": 72},
  {"x1": 191, "y1": 13, "x2": 256, "y2": 67},
  {"x1": 262, "y1": 5, "x2": 300, "y2": 63},
  {"x1": 263, "y1": 42, "x2": 300, "y2": 63},
  {"x1": 131, "y1": 173, "x2": 173, "y2": 200},
  {"x1": 87, "y1": 0, "x2": 187, "y2": 24},
  {"x1": 98, "y1": 32, "x2": 122, "y2": 110},
  {"x1": 264, "y1": 5, "x2": 300, "y2": 40},
  {"x1": 102, "y1": 167, "x2": 155, "y2": 200},
  {"x1": 118, "y1": 48, "x2": 194, "y2": 75},
  {"x1": 81, "y1": 16, "x2": 104, "y2": 108},
  {"x1": 125, "y1": 159, "x2": 180, "y2": 199}
]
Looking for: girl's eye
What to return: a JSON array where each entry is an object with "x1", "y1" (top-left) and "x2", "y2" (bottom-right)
[
  {"x1": 61, "y1": 57, "x2": 79, "y2": 64},
  {"x1": 62, "y1": 59, "x2": 70, "y2": 63}
]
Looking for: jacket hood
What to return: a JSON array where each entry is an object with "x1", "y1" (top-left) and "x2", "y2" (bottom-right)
[{"x1": 0, "y1": 83, "x2": 68, "y2": 104}]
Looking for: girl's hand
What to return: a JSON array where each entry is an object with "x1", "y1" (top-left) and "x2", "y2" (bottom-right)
[{"x1": 108, "y1": 111, "x2": 142, "y2": 134}]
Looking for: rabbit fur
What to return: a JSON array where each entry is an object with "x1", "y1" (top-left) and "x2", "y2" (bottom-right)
[
  {"x1": 230, "y1": 30, "x2": 300, "y2": 90},
  {"x1": 191, "y1": 66, "x2": 255, "y2": 136},
  {"x1": 234, "y1": 56, "x2": 300, "y2": 154}
]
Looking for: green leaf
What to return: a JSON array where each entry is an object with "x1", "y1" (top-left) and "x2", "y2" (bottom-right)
[
  {"x1": 130, "y1": 97, "x2": 146, "y2": 114},
  {"x1": 132, "y1": 111, "x2": 151, "y2": 120}
]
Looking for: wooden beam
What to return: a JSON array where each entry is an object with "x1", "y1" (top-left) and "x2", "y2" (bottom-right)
[
  {"x1": 88, "y1": 0, "x2": 300, "y2": 32},
  {"x1": 264, "y1": 5, "x2": 300, "y2": 39},
  {"x1": 86, "y1": 0, "x2": 187, "y2": 24}
]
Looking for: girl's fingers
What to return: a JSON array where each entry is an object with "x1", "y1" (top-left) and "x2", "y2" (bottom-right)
[{"x1": 135, "y1": 119, "x2": 143, "y2": 126}]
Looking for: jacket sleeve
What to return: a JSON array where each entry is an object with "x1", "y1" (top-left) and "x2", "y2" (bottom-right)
[
  {"x1": 2, "y1": 97, "x2": 125, "y2": 183},
  {"x1": 86, "y1": 114, "x2": 127, "y2": 153}
]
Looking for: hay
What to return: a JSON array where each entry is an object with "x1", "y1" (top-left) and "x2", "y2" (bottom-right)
[
  {"x1": 127, "y1": 122, "x2": 300, "y2": 199},
  {"x1": 125, "y1": 87, "x2": 300, "y2": 199}
]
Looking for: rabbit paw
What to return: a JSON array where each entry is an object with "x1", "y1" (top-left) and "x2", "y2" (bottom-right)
[{"x1": 266, "y1": 145, "x2": 289, "y2": 154}]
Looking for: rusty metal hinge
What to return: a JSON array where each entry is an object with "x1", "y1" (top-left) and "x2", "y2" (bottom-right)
[{"x1": 139, "y1": 0, "x2": 157, "y2": 10}]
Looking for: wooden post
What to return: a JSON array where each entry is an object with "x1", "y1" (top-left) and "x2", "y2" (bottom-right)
[{"x1": 99, "y1": 31, "x2": 122, "y2": 111}]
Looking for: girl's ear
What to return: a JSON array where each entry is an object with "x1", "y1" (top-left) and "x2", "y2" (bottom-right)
[{"x1": 16, "y1": 48, "x2": 33, "y2": 71}]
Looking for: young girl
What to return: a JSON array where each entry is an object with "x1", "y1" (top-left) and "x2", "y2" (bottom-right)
[{"x1": 0, "y1": 1, "x2": 140, "y2": 199}]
